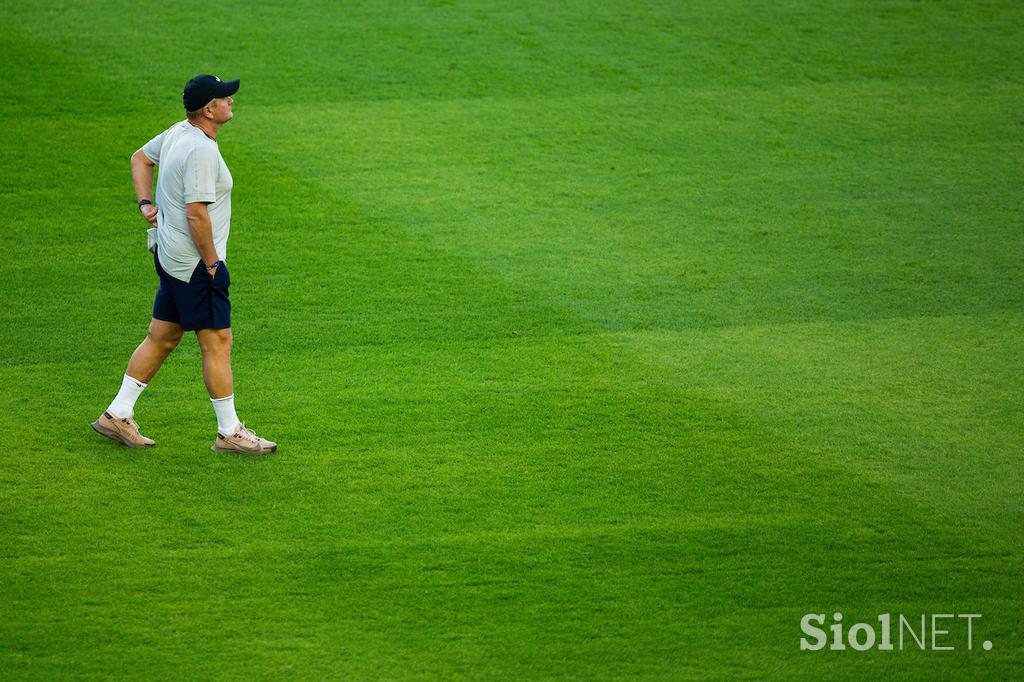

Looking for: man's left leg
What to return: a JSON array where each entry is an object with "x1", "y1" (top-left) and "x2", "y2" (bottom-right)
[{"x1": 196, "y1": 327, "x2": 276, "y2": 454}]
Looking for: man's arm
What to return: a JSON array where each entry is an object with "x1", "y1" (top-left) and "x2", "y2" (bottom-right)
[
  {"x1": 131, "y1": 149, "x2": 158, "y2": 226},
  {"x1": 186, "y1": 202, "x2": 220, "y2": 276}
]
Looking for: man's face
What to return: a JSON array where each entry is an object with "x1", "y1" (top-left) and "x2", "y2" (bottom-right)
[{"x1": 206, "y1": 96, "x2": 234, "y2": 123}]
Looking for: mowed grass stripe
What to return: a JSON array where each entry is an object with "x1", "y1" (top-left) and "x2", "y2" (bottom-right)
[
  {"x1": 3, "y1": 315, "x2": 1018, "y2": 544},
  {"x1": 2, "y1": 525, "x2": 1019, "y2": 678},
  {"x1": 2, "y1": 0, "x2": 1021, "y2": 116},
  {"x1": 2, "y1": 78, "x2": 1021, "y2": 364},
  {"x1": 2, "y1": 308, "x2": 1019, "y2": 542}
]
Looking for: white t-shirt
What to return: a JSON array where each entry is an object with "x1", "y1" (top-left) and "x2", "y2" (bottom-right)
[{"x1": 142, "y1": 121, "x2": 233, "y2": 283}]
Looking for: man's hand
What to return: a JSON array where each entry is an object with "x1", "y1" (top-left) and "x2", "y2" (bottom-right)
[{"x1": 140, "y1": 204, "x2": 158, "y2": 226}]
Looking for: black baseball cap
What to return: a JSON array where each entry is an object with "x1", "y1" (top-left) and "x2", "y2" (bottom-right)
[{"x1": 183, "y1": 74, "x2": 240, "y2": 111}]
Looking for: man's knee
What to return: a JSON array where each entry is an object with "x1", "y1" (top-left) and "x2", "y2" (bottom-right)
[
  {"x1": 198, "y1": 328, "x2": 233, "y2": 356},
  {"x1": 148, "y1": 321, "x2": 184, "y2": 353}
]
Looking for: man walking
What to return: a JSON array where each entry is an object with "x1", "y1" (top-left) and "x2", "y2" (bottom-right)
[{"x1": 92, "y1": 74, "x2": 276, "y2": 455}]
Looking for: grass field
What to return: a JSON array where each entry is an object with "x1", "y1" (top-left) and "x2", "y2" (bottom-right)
[{"x1": 1, "y1": 0, "x2": 1022, "y2": 678}]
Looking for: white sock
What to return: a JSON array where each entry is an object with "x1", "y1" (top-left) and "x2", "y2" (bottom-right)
[
  {"x1": 211, "y1": 394, "x2": 240, "y2": 434},
  {"x1": 107, "y1": 374, "x2": 148, "y2": 418}
]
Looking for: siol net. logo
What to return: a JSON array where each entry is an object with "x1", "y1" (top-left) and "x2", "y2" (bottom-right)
[{"x1": 800, "y1": 613, "x2": 992, "y2": 652}]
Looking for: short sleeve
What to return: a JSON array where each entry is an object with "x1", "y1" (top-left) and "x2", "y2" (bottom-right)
[
  {"x1": 140, "y1": 130, "x2": 165, "y2": 163},
  {"x1": 183, "y1": 143, "x2": 219, "y2": 204}
]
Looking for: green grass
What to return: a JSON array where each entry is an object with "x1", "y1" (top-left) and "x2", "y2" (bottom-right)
[{"x1": 1, "y1": 0, "x2": 1022, "y2": 678}]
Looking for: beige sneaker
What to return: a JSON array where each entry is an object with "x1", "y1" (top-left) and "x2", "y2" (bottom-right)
[
  {"x1": 212, "y1": 423, "x2": 277, "y2": 454},
  {"x1": 91, "y1": 411, "x2": 156, "y2": 448}
]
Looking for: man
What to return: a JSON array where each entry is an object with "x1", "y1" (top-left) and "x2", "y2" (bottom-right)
[{"x1": 92, "y1": 74, "x2": 276, "y2": 455}]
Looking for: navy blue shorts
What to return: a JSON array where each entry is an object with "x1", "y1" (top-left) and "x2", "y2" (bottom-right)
[{"x1": 152, "y1": 252, "x2": 231, "y2": 331}]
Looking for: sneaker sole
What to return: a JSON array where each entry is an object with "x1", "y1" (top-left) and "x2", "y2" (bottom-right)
[
  {"x1": 211, "y1": 443, "x2": 278, "y2": 455},
  {"x1": 91, "y1": 420, "x2": 155, "y2": 448}
]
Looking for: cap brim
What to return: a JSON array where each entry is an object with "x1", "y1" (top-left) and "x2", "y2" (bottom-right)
[{"x1": 215, "y1": 79, "x2": 240, "y2": 97}]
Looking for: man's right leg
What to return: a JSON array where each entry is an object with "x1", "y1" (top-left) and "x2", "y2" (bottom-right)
[{"x1": 93, "y1": 318, "x2": 183, "y2": 447}]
